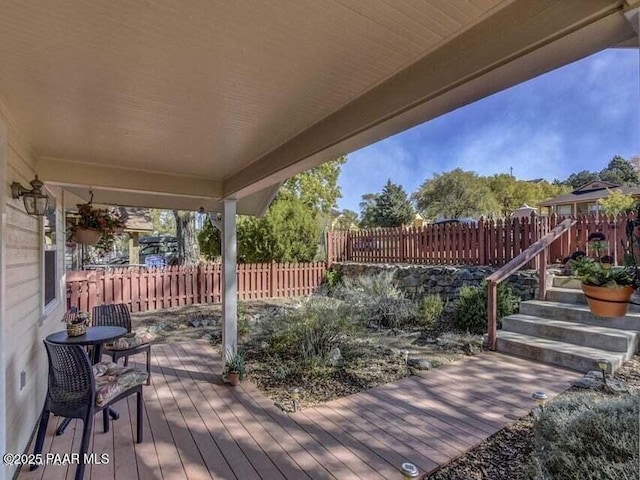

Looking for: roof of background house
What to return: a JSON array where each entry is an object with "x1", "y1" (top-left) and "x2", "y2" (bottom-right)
[
  {"x1": 118, "y1": 207, "x2": 154, "y2": 233},
  {"x1": 538, "y1": 181, "x2": 640, "y2": 207}
]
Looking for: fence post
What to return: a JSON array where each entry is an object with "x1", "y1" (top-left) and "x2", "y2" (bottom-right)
[
  {"x1": 538, "y1": 247, "x2": 548, "y2": 300},
  {"x1": 487, "y1": 281, "x2": 497, "y2": 351},
  {"x1": 346, "y1": 230, "x2": 353, "y2": 261},
  {"x1": 326, "y1": 231, "x2": 333, "y2": 268},
  {"x1": 399, "y1": 227, "x2": 405, "y2": 262},
  {"x1": 270, "y1": 261, "x2": 276, "y2": 298},
  {"x1": 478, "y1": 217, "x2": 486, "y2": 265}
]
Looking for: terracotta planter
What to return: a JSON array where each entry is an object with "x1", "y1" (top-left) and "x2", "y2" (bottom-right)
[
  {"x1": 74, "y1": 227, "x2": 103, "y2": 246},
  {"x1": 581, "y1": 284, "x2": 634, "y2": 318},
  {"x1": 228, "y1": 372, "x2": 240, "y2": 386}
]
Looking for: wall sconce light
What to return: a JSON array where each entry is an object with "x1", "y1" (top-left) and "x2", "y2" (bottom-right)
[
  {"x1": 532, "y1": 391, "x2": 548, "y2": 412},
  {"x1": 11, "y1": 175, "x2": 49, "y2": 216}
]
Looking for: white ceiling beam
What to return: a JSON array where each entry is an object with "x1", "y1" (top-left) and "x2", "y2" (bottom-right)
[
  {"x1": 36, "y1": 157, "x2": 223, "y2": 200},
  {"x1": 224, "y1": 0, "x2": 634, "y2": 198},
  {"x1": 63, "y1": 183, "x2": 280, "y2": 217}
]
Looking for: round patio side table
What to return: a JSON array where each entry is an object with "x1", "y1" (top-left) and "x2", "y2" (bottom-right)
[{"x1": 46, "y1": 326, "x2": 127, "y2": 435}]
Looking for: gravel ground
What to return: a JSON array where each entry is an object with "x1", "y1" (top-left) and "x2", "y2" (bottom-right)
[{"x1": 426, "y1": 355, "x2": 640, "y2": 480}]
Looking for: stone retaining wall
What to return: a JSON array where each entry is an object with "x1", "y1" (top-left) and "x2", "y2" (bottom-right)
[{"x1": 332, "y1": 262, "x2": 538, "y2": 301}]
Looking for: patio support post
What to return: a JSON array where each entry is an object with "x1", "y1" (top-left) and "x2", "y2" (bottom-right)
[
  {"x1": 0, "y1": 117, "x2": 7, "y2": 480},
  {"x1": 221, "y1": 199, "x2": 238, "y2": 365}
]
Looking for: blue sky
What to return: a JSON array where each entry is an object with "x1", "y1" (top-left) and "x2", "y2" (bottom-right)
[{"x1": 337, "y1": 49, "x2": 640, "y2": 212}]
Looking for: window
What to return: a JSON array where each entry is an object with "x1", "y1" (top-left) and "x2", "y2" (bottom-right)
[
  {"x1": 588, "y1": 203, "x2": 601, "y2": 214},
  {"x1": 43, "y1": 193, "x2": 57, "y2": 308},
  {"x1": 557, "y1": 205, "x2": 573, "y2": 216}
]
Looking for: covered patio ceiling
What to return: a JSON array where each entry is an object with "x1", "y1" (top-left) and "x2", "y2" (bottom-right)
[{"x1": 0, "y1": 0, "x2": 638, "y2": 214}]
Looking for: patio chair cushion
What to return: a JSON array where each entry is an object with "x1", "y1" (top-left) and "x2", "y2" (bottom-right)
[
  {"x1": 93, "y1": 361, "x2": 148, "y2": 406},
  {"x1": 105, "y1": 332, "x2": 153, "y2": 351}
]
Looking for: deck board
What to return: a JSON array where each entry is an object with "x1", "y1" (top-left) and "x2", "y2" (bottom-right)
[{"x1": 18, "y1": 341, "x2": 576, "y2": 480}]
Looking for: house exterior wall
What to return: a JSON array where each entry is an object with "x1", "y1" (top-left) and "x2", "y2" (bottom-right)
[{"x1": 0, "y1": 109, "x2": 65, "y2": 480}]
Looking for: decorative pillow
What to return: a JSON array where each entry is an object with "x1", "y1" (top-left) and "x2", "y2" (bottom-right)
[
  {"x1": 106, "y1": 332, "x2": 153, "y2": 350},
  {"x1": 94, "y1": 363, "x2": 148, "y2": 406}
]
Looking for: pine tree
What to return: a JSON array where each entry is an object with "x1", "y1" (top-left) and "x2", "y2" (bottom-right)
[{"x1": 371, "y1": 180, "x2": 415, "y2": 227}]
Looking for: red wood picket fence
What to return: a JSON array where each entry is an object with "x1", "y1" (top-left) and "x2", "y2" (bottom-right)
[
  {"x1": 327, "y1": 214, "x2": 633, "y2": 267},
  {"x1": 67, "y1": 262, "x2": 327, "y2": 313}
]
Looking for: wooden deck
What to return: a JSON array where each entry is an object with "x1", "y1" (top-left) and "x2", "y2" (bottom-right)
[{"x1": 19, "y1": 341, "x2": 577, "y2": 480}]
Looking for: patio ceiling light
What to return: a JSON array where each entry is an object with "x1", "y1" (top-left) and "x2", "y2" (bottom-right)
[{"x1": 11, "y1": 175, "x2": 49, "y2": 216}]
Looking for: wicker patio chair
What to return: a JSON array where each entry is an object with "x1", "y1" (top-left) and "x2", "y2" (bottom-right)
[
  {"x1": 92, "y1": 303, "x2": 151, "y2": 385},
  {"x1": 32, "y1": 340, "x2": 146, "y2": 480}
]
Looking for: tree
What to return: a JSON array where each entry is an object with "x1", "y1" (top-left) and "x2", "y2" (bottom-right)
[
  {"x1": 564, "y1": 170, "x2": 599, "y2": 190},
  {"x1": 598, "y1": 189, "x2": 637, "y2": 216},
  {"x1": 198, "y1": 215, "x2": 221, "y2": 261},
  {"x1": 562, "y1": 156, "x2": 639, "y2": 189},
  {"x1": 358, "y1": 193, "x2": 379, "y2": 228},
  {"x1": 149, "y1": 209, "x2": 176, "y2": 235},
  {"x1": 599, "y1": 156, "x2": 639, "y2": 185},
  {"x1": 206, "y1": 157, "x2": 347, "y2": 263},
  {"x1": 488, "y1": 175, "x2": 570, "y2": 217},
  {"x1": 413, "y1": 169, "x2": 500, "y2": 219},
  {"x1": 369, "y1": 180, "x2": 415, "y2": 227},
  {"x1": 173, "y1": 210, "x2": 199, "y2": 265},
  {"x1": 237, "y1": 198, "x2": 318, "y2": 262}
]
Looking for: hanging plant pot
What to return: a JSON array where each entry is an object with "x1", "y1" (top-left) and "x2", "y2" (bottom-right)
[
  {"x1": 74, "y1": 227, "x2": 103, "y2": 246},
  {"x1": 581, "y1": 284, "x2": 634, "y2": 318}
]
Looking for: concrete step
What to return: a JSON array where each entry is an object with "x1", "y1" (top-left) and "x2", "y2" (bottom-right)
[
  {"x1": 546, "y1": 285, "x2": 640, "y2": 313},
  {"x1": 546, "y1": 286, "x2": 586, "y2": 304},
  {"x1": 552, "y1": 276, "x2": 581, "y2": 289},
  {"x1": 501, "y1": 314, "x2": 639, "y2": 353},
  {"x1": 496, "y1": 331, "x2": 628, "y2": 373},
  {"x1": 519, "y1": 300, "x2": 640, "y2": 331}
]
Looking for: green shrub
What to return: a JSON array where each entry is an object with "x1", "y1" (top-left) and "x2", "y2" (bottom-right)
[
  {"x1": 323, "y1": 269, "x2": 343, "y2": 289},
  {"x1": 453, "y1": 283, "x2": 520, "y2": 334},
  {"x1": 339, "y1": 272, "x2": 417, "y2": 328},
  {"x1": 258, "y1": 296, "x2": 355, "y2": 363},
  {"x1": 528, "y1": 393, "x2": 640, "y2": 480},
  {"x1": 416, "y1": 294, "x2": 445, "y2": 328}
]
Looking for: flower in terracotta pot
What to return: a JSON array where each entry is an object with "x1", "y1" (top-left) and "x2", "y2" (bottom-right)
[
  {"x1": 224, "y1": 350, "x2": 246, "y2": 386},
  {"x1": 570, "y1": 234, "x2": 636, "y2": 317}
]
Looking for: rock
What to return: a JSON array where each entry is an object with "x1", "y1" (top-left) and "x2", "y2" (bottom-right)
[
  {"x1": 462, "y1": 342, "x2": 479, "y2": 355},
  {"x1": 606, "y1": 378, "x2": 630, "y2": 394},
  {"x1": 407, "y1": 358, "x2": 431, "y2": 370},
  {"x1": 328, "y1": 348, "x2": 344, "y2": 368},
  {"x1": 572, "y1": 371, "x2": 630, "y2": 394},
  {"x1": 572, "y1": 377, "x2": 601, "y2": 389}
]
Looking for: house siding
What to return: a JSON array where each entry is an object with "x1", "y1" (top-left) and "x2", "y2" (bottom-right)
[{"x1": 1, "y1": 109, "x2": 65, "y2": 480}]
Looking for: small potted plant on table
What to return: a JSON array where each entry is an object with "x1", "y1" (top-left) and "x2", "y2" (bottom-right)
[
  {"x1": 224, "y1": 350, "x2": 246, "y2": 386},
  {"x1": 64, "y1": 310, "x2": 91, "y2": 337},
  {"x1": 571, "y1": 232, "x2": 636, "y2": 318}
]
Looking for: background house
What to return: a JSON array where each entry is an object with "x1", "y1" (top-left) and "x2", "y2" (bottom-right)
[{"x1": 538, "y1": 180, "x2": 640, "y2": 216}]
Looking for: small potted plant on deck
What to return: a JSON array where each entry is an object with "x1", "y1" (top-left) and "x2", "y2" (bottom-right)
[
  {"x1": 570, "y1": 232, "x2": 636, "y2": 317},
  {"x1": 224, "y1": 350, "x2": 246, "y2": 386}
]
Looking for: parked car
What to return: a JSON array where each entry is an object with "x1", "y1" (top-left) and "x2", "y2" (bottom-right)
[
  {"x1": 138, "y1": 236, "x2": 179, "y2": 266},
  {"x1": 433, "y1": 218, "x2": 478, "y2": 226}
]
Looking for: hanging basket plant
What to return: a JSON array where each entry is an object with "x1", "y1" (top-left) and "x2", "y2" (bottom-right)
[{"x1": 72, "y1": 203, "x2": 125, "y2": 251}]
